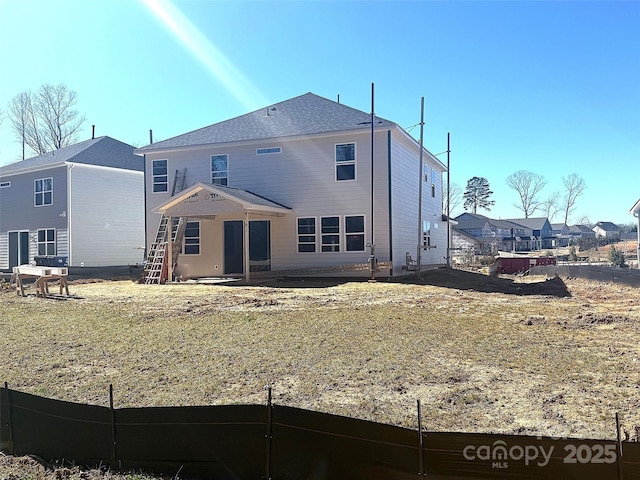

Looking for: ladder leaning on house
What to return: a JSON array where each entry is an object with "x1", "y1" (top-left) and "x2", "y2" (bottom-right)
[{"x1": 143, "y1": 168, "x2": 188, "y2": 284}]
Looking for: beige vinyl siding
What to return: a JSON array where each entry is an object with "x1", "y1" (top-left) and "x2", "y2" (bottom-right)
[
  {"x1": 389, "y1": 132, "x2": 446, "y2": 274},
  {"x1": 69, "y1": 164, "x2": 144, "y2": 267},
  {"x1": 144, "y1": 130, "x2": 393, "y2": 275}
]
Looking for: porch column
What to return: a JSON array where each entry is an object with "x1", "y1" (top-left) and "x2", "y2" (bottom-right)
[
  {"x1": 167, "y1": 216, "x2": 173, "y2": 283},
  {"x1": 244, "y1": 210, "x2": 250, "y2": 282}
]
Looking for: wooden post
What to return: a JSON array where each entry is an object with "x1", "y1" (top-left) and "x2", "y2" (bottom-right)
[
  {"x1": 244, "y1": 211, "x2": 250, "y2": 282},
  {"x1": 109, "y1": 384, "x2": 117, "y2": 469},
  {"x1": 417, "y1": 399, "x2": 424, "y2": 476},
  {"x1": 3, "y1": 382, "x2": 14, "y2": 455},
  {"x1": 264, "y1": 386, "x2": 273, "y2": 480},
  {"x1": 616, "y1": 412, "x2": 624, "y2": 480},
  {"x1": 167, "y1": 217, "x2": 173, "y2": 283}
]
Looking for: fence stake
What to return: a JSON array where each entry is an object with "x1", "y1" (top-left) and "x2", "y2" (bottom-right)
[
  {"x1": 265, "y1": 386, "x2": 273, "y2": 480},
  {"x1": 3, "y1": 382, "x2": 14, "y2": 455},
  {"x1": 616, "y1": 412, "x2": 624, "y2": 480},
  {"x1": 417, "y1": 399, "x2": 424, "y2": 476},
  {"x1": 109, "y1": 384, "x2": 117, "y2": 470}
]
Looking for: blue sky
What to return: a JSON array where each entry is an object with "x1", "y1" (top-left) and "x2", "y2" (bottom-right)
[{"x1": 0, "y1": 0, "x2": 638, "y2": 225}]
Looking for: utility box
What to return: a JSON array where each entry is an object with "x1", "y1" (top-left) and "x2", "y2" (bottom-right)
[{"x1": 34, "y1": 256, "x2": 68, "y2": 267}]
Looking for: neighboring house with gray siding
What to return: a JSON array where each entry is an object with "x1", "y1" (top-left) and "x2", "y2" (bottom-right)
[
  {"x1": 136, "y1": 92, "x2": 447, "y2": 279},
  {"x1": 0, "y1": 136, "x2": 144, "y2": 269}
]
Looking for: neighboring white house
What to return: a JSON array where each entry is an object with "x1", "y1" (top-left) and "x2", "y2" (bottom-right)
[
  {"x1": 0, "y1": 137, "x2": 144, "y2": 269},
  {"x1": 136, "y1": 92, "x2": 448, "y2": 280},
  {"x1": 592, "y1": 221, "x2": 621, "y2": 239}
]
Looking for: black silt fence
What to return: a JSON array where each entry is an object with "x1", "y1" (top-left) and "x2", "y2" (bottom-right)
[{"x1": 3, "y1": 385, "x2": 640, "y2": 479}]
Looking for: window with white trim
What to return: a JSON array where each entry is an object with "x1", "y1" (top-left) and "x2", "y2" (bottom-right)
[
  {"x1": 321, "y1": 216, "x2": 340, "y2": 252},
  {"x1": 152, "y1": 160, "x2": 168, "y2": 193},
  {"x1": 422, "y1": 220, "x2": 431, "y2": 248},
  {"x1": 431, "y1": 169, "x2": 437, "y2": 197},
  {"x1": 183, "y1": 221, "x2": 200, "y2": 255},
  {"x1": 345, "y1": 215, "x2": 365, "y2": 251},
  {"x1": 34, "y1": 178, "x2": 53, "y2": 206},
  {"x1": 211, "y1": 154, "x2": 228, "y2": 186},
  {"x1": 0, "y1": 181, "x2": 10, "y2": 188},
  {"x1": 37, "y1": 228, "x2": 56, "y2": 255},
  {"x1": 297, "y1": 217, "x2": 316, "y2": 253},
  {"x1": 335, "y1": 143, "x2": 355, "y2": 181}
]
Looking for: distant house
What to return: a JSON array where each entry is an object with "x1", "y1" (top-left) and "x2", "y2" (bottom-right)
[
  {"x1": 0, "y1": 137, "x2": 144, "y2": 269},
  {"x1": 452, "y1": 213, "x2": 539, "y2": 253},
  {"x1": 504, "y1": 217, "x2": 554, "y2": 250},
  {"x1": 135, "y1": 92, "x2": 448, "y2": 280},
  {"x1": 454, "y1": 213, "x2": 513, "y2": 253},
  {"x1": 568, "y1": 224, "x2": 595, "y2": 240},
  {"x1": 551, "y1": 222, "x2": 572, "y2": 247},
  {"x1": 593, "y1": 221, "x2": 621, "y2": 239}
]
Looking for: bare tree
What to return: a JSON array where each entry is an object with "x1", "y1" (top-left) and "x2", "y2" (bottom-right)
[
  {"x1": 463, "y1": 176, "x2": 495, "y2": 214},
  {"x1": 562, "y1": 173, "x2": 586, "y2": 224},
  {"x1": 442, "y1": 180, "x2": 463, "y2": 217},
  {"x1": 8, "y1": 91, "x2": 41, "y2": 159},
  {"x1": 8, "y1": 84, "x2": 85, "y2": 157},
  {"x1": 506, "y1": 170, "x2": 547, "y2": 218},
  {"x1": 541, "y1": 191, "x2": 561, "y2": 222}
]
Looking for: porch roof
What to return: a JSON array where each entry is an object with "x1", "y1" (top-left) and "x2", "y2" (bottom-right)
[{"x1": 153, "y1": 182, "x2": 292, "y2": 217}]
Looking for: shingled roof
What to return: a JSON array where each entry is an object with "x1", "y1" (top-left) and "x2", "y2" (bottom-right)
[
  {"x1": 0, "y1": 136, "x2": 143, "y2": 175},
  {"x1": 136, "y1": 92, "x2": 396, "y2": 152}
]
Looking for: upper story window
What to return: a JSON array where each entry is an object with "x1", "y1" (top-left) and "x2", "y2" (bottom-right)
[
  {"x1": 211, "y1": 154, "x2": 228, "y2": 186},
  {"x1": 34, "y1": 178, "x2": 53, "y2": 206},
  {"x1": 257, "y1": 147, "x2": 281, "y2": 155},
  {"x1": 336, "y1": 143, "x2": 355, "y2": 181},
  {"x1": 152, "y1": 160, "x2": 168, "y2": 193},
  {"x1": 183, "y1": 221, "x2": 200, "y2": 255},
  {"x1": 297, "y1": 217, "x2": 316, "y2": 253},
  {"x1": 37, "y1": 228, "x2": 56, "y2": 255},
  {"x1": 0, "y1": 181, "x2": 10, "y2": 188},
  {"x1": 431, "y1": 169, "x2": 437, "y2": 197},
  {"x1": 345, "y1": 215, "x2": 365, "y2": 251}
]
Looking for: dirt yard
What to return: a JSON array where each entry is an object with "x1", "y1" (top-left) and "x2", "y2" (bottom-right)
[{"x1": 2, "y1": 268, "x2": 640, "y2": 474}]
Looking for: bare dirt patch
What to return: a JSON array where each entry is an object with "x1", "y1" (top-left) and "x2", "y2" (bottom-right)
[{"x1": 2, "y1": 268, "x2": 640, "y2": 479}]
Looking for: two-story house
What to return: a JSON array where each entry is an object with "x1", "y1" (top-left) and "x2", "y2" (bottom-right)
[
  {"x1": 593, "y1": 221, "x2": 621, "y2": 240},
  {"x1": 453, "y1": 213, "x2": 534, "y2": 253},
  {"x1": 136, "y1": 93, "x2": 447, "y2": 280},
  {"x1": 0, "y1": 136, "x2": 144, "y2": 269},
  {"x1": 504, "y1": 217, "x2": 554, "y2": 250}
]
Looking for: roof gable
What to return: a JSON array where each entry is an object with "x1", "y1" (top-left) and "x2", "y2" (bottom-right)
[
  {"x1": 136, "y1": 92, "x2": 396, "y2": 152},
  {"x1": 594, "y1": 221, "x2": 620, "y2": 231},
  {"x1": 504, "y1": 217, "x2": 551, "y2": 230},
  {"x1": 0, "y1": 136, "x2": 142, "y2": 175}
]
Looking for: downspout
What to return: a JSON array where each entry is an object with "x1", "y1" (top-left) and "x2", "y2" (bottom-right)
[
  {"x1": 387, "y1": 130, "x2": 393, "y2": 276},
  {"x1": 143, "y1": 154, "x2": 148, "y2": 262},
  {"x1": 244, "y1": 211, "x2": 250, "y2": 282},
  {"x1": 67, "y1": 164, "x2": 74, "y2": 266}
]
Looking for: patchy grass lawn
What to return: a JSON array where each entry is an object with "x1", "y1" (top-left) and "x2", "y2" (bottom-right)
[{"x1": 1, "y1": 268, "x2": 640, "y2": 478}]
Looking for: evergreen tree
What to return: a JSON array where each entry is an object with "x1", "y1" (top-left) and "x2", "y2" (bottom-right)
[{"x1": 463, "y1": 176, "x2": 495, "y2": 214}]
